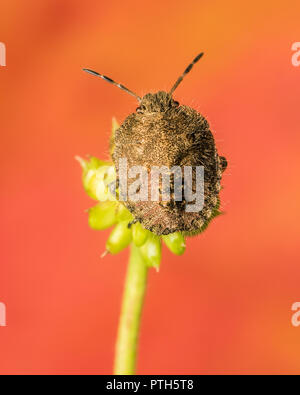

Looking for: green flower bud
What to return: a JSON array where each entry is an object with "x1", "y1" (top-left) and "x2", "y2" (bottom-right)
[
  {"x1": 76, "y1": 156, "x2": 116, "y2": 201},
  {"x1": 162, "y1": 232, "x2": 186, "y2": 255},
  {"x1": 93, "y1": 165, "x2": 116, "y2": 202},
  {"x1": 116, "y1": 203, "x2": 133, "y2": 222},
  {"x1": 132, "y1": 222, "x2": 149, "y2": 247},
  {"x1": 140, "y1": 234, "x2": 161, "y2": 271},
  {"x1": 106, "y1": 221, "x2": 132, "y2": 255},
  {"x1": 88, "y1": 201, "x2": 118, "y2": 230}
]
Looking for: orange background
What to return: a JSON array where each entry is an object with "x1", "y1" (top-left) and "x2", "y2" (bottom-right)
[{"x1": 1, "y1": 0, "x2": 300, "y2": 374}]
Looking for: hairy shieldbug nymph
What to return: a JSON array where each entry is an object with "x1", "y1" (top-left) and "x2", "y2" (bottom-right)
[{"x1": 83, "y1": 53, "x2": 227, "y2": 236}]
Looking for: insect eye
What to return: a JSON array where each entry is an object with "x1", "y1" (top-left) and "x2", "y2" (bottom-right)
[{"x1": 173, "y1": 101, "x2": 179, "y2": 106}]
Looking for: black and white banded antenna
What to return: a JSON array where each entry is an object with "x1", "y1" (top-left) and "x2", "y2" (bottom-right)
[
  {"x1": 83, "y1": 68, "x2": 141, "y2": 102},
  {"x1": 169, "y1": 53, "x2": 204, "y2": 96}
]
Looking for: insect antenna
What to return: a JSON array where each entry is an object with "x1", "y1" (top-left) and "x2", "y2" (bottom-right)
[
  {"x1": 83, "y1": 68, "x2": 141, "y2": 102},
  {"x1": 169, "y1": 53, "x2": 204, "y2": 96}
]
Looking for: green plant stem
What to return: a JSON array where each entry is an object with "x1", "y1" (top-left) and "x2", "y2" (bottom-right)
[{"x1": 114, "y1": 244, "x2": 148, "y2": 375}]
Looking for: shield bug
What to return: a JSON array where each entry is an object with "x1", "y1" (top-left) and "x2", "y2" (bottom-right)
[{"x1": 83, "y1": 53, "x2": 227, "y2": 236}]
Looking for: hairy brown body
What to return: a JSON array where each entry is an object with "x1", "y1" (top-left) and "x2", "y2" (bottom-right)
[{"x1": 113, "y1": 91, "x2": 227, "y2": 235}]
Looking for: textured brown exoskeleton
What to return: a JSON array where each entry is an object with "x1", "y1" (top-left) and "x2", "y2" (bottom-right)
[{"x1": 83, "y1": 53, "x2": 227, "y2": 236}]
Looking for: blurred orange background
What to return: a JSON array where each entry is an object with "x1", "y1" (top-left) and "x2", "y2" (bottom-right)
[{"x1": 1, "y1": 0, "x2": 300, "y2": 374}]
